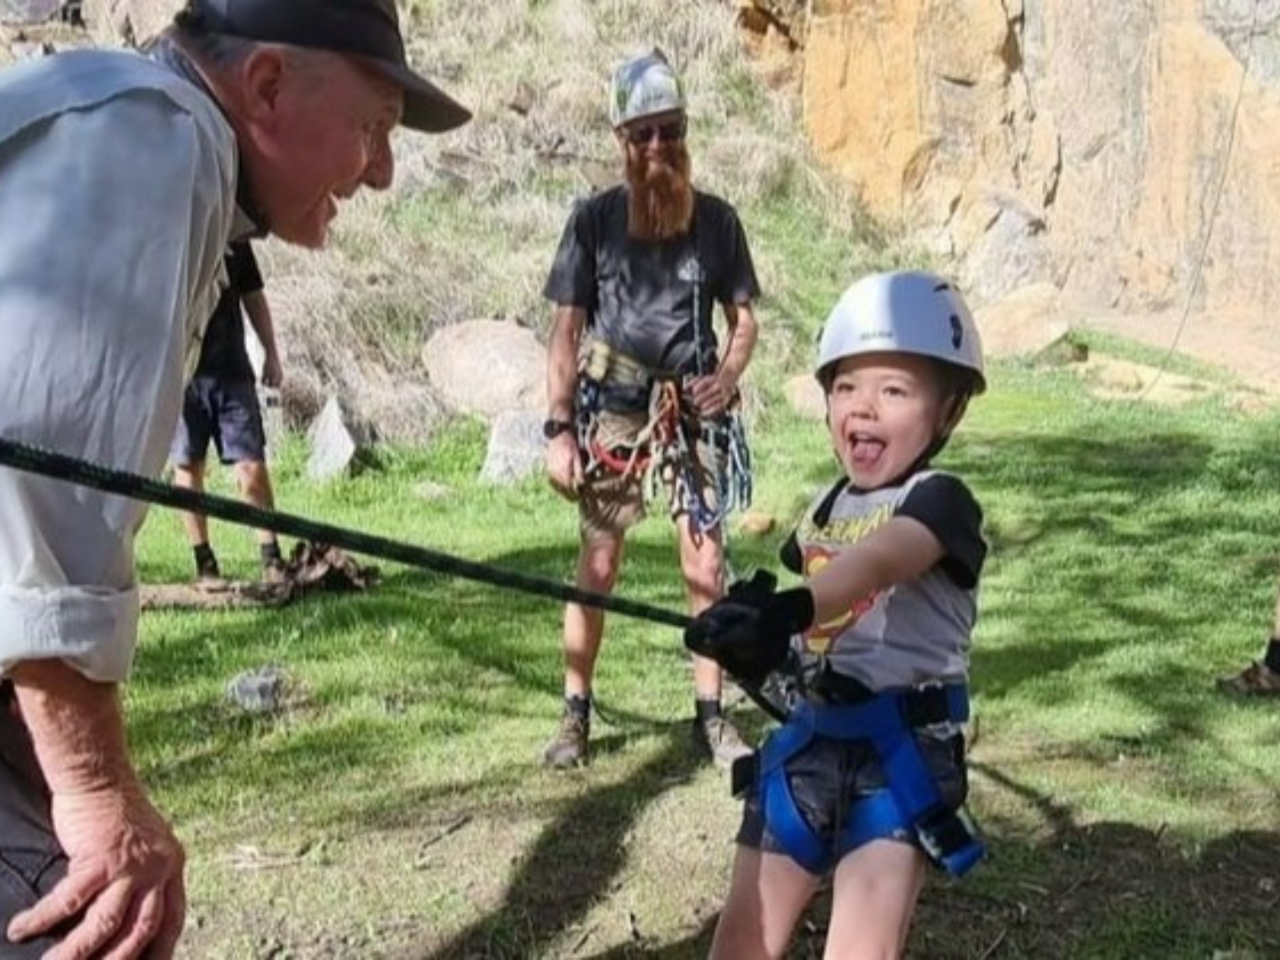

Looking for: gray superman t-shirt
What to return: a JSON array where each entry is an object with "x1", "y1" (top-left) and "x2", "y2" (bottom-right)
[
  {"x1": 543, "y1": 185, "x2": 760, "y2": 376},
  {"x1": 791, "y1": 471, "x2": 986, "y2": 691}
]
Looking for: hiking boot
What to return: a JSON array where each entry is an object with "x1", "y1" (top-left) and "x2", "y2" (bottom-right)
[
  {"x1": 1216, "y1": 661, "x2": 1280, "y2": 697},
  {"x1": 262, "y1": 558, "x2": 288, "y2": 585},
  {"x1": 692, "y1": 714, "x2": 752, "y2": 768},
  {"x1": 542, "y1": 712, "x2": 590, "y2": 769},
  {"x1": 194, "y1": 556, "x2": 229, "y2": 593}
]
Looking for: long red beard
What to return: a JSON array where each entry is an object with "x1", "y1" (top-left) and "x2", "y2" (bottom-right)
[{"x1": 626, "y1": 143, "x2": 694, "y2": 241}]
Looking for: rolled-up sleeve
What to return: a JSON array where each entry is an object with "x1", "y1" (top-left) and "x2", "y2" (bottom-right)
[{"x1": 0, "y1": 73, "x2": 235, "y2": 682}]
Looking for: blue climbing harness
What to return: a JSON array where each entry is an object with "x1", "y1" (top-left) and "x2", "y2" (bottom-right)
[{"x1": 753, "y1": 682, "x2": 985, "y2": 877}]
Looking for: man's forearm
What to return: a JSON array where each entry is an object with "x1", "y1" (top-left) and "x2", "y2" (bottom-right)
[
  {"x1": 10, "y1": 660, "x2": 138, "y2": 796},
  {"x1": 243, "y1": 292, "x2": 279, "y2": 359},
  {"x1": 547, "y1": 307, "x2": 584, "y2": 420},
  {"x1": 718, "y1": 303, "x2": 759, "y2": 388}
]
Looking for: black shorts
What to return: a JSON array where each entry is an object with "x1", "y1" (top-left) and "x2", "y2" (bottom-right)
[
  {"x1": 736, "y1": 730, "x2": 969, "y2": 859},
  {"x1": 170, "y1": 376, "x2": 266, "y2": 466},
  {"x1": 0, "y1": 689, "x2": 69, "y2": 956}
]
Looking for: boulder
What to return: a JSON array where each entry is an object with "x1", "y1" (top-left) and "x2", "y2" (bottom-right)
[
  {"x1": 783, "y1": 374, "x2": 825, "y2": 420},
  {"x1": 975, "y1": 282, "x2": 1073, "y2": 359},
  {"x1": 305, "y1": 396, "x2": 370, "y2": 481},
  {"x1": 479, "y1": 409, "x2": 544, "y2": 485},
  {"x1": 423, "y1": 320, "x2": 547, "y2": 419}
]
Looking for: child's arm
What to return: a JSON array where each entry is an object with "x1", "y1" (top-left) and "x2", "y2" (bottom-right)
[
  {"x1": 807, "y1": 516, "x2": 945, "y2": 625},
  {"x1": 685, "y1": 474, "x2": 983, "y2": 683}
]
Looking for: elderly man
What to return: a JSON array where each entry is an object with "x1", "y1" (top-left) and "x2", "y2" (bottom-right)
[
  {"x1": 542, "y1": 50, "x2": 761, "y2": 769},
  {"x1": 0, "y1": 1, "x2": 468, "y2": 955}
]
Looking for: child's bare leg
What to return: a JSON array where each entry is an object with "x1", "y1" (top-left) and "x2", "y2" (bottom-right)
[
  {"x1": 823, "y1": 840, "x2": 926, "y2": 960},
  {"x1": 710, "y1": 847, "x2": 818, "y2": 960}
]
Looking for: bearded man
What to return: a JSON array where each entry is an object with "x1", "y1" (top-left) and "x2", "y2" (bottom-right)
[{"x1": 541, "y1": 50, "x2": 761, "y2": 769}]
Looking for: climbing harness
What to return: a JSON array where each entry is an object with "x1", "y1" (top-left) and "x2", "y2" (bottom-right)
[
  {"x1": 573, "y1": 236, "x2": 753, "y2": 536},
  {"x1": 744, "y1": 679, "x2": 985, "y2": 877},
  {"x1": 575, "y1": 339, "x2": 751, "y2": 535}
]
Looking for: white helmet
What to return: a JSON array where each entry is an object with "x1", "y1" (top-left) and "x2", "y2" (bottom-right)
[
  {"x1": 609, "y1": 50, "x2": 686, "y2": 128},
  {"x1": 815, "y1": 271, "x2": 986, "y2": 394}
]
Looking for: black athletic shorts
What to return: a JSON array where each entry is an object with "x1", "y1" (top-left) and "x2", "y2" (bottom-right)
[
  {"x1": 0, "y1": 684, "x2": 70, "y2": 956},
  {"x1": 170, "y1": 375, "x2": 266, "y2": 466}
]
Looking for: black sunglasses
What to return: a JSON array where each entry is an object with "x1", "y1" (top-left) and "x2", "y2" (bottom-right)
[{"x1": 625, "y1": 120, "x2": 687, "y2": 146}]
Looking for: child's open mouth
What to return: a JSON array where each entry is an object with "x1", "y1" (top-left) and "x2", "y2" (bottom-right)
[{"x1": 849, "y1": 433, "x2": 886, "y2": 467}]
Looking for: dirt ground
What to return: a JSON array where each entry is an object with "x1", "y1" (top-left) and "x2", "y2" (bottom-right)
[{"x1": 1085, "y1": 309, "x2": 1280, "y2": 401}]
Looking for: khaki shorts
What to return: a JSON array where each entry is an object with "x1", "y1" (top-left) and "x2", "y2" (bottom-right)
[{"x1": 578, "y1": 408, "x2": 727, "y2": 540}]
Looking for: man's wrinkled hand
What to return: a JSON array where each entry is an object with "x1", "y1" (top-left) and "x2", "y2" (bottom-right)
[{"x1": 8, "y1": 783, "x2": 186, "y2": 959}]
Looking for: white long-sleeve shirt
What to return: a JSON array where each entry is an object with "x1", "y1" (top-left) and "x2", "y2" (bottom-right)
[{"x1": 0, "y1": 48, "x2": 238, "y2": 682}]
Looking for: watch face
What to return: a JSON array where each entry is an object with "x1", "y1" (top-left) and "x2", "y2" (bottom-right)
[{"x1": 543, "y1": 419, "x2": 571, "y2": 440}]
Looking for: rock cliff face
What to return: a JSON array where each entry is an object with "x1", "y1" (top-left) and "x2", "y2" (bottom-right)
[{"x1": 750, "y1": 0, "x2": 1280, "y2": 318}]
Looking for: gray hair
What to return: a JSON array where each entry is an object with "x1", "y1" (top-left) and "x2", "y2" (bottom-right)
[{"x1": 163, "y1": 15, "x2": 333, "y2": 77}]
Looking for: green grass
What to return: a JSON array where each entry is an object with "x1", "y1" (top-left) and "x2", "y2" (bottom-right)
[{"x1": 128, "y1": 359, "x2": 1280, "y2": 957}]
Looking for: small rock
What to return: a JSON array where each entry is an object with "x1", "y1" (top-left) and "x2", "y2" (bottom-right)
[
  {"x1": 225, "y1": 666, "x2": 287, "y2": 714},
  {"x1": 738, "y1": 511, "x2": 777, "y2": 536},
  {"x1": 411, "y1": 479, "x2": 451, "y2": 500},
  {"x1": 507, "y1": 79, "x2": 535, "y2": 115}
]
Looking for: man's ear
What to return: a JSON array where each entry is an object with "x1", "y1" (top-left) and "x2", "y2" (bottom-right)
[{"x1": 239, "y1": 47, "x2": 289, "y2": 123}]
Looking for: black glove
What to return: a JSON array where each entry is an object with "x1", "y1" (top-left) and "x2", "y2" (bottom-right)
[{"x1": 684, "y1": 570, "x2": 816, "y2": 686}]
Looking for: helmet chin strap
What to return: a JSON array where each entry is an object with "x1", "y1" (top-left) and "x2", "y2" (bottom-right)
[{"x1": 916, "y1": 391, "x2": 971, "y2": 464}]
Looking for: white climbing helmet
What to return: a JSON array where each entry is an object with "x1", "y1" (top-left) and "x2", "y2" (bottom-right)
[
  {"x1": 608, "y1": 50, "x2": 686, "y2": 128},
  {"x1": 815, "y1": 270, "x2": 986, "y2": 394}
]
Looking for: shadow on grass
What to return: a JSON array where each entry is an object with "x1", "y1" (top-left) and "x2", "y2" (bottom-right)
[
  {"x1": 595, "y1": 762, "x2": 1280, "y2": 960},
  {"x1": 948, "y1": 428, "x2": 1280, "y2": 692},
  {"x1": 891, "y1": 762, "x2": 1280, "y2": 959},
  {"x1": 418, "y1": 725, "x2": 704, "y2": 960},
  {"x1": 127, "y1": 536, "x2": 778, "y2": 830}
]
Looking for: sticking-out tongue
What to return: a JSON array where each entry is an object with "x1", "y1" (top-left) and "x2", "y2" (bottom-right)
[{"x1": 851, "y1": 436, "x2": 885, "y2": 467}]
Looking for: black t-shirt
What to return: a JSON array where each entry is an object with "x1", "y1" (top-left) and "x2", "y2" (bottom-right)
[
  {"x1": 542, "y1": 185, "x2": 761, "y2": 376},
  {"x1": 895, "y1": 473, "x2": 986, "y2": 589},
  {"x1": 194, "y1": 241, "x2": 263, "y2": 381}
]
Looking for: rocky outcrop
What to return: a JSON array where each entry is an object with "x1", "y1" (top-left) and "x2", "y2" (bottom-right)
[
  {"x1": 754, "y1": 0, "x2": 1280, "y2": 321},
  {"x1": 1, "y1": 0, "x2": 60, "y2": 25},
  {"x1": 81, "y1": 0, "x2": 176, "y2": 46}
]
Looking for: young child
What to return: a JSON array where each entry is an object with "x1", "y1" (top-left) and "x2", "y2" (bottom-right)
[{"x1": 685, "y1": 270, "x2": 988, "y2": 959}]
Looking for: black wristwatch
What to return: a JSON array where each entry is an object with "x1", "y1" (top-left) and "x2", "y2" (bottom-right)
[{"x1": 542, "y1": 418, "x2": 574, "y2": 440}]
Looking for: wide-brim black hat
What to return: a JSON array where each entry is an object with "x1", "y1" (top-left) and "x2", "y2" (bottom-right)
[{"x1": 181, "y1": 0, "x2": 470, "y2": 133}]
